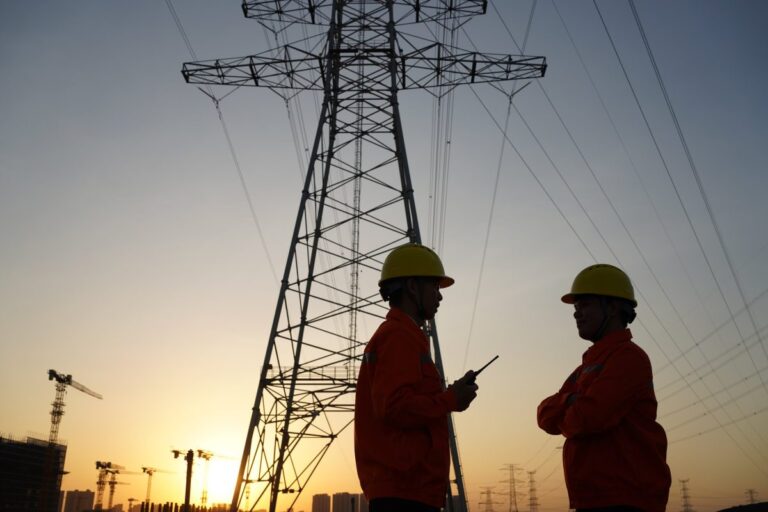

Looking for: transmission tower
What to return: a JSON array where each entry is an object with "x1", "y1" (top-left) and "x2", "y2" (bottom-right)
[
  {"x1": 745, "y1": 489, "x2": 758, "y2": 505},
  {"x1": 478, "y1": 486, "x2": 503, "y2": 512},
  {"x1": 680, "y1": 479, "x2": 695, "y2": 512},
  {"x1": 527, "y1": 471, "x2": 538, "y2": 512},
  {"x1": 182, "y1": 2, "x2": 545, "y2": 512},
  {"x1": 500, "y1": 463, "x2": 524, "y2": 512}
]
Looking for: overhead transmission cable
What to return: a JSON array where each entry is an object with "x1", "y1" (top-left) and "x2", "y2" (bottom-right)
[
  {"x1": 461, "y1": 0, "x2": 538, "y2": 372},
  {"x1": 659, "y1": 325, "x2": 768, "y2": 405},
  {"x1": 163, "y1": 0, "x2": 278, "y2": 282},
  {"x1": 628, "y1": 0, "x2": 768, "y2": 368},
  {"x1": 593, "y1": 0, "x2": 768, "y2": 395},
  {"x1": 549, "y1": 0, "x2": 732, "y2": 356},
  {"x1": 591, "y1": 0, "x2": 768, "y2": 465},
  {"x1": 655, "y1": 286, "x2": 768, "y2": 386},
  {"x1": 426, "y1": 11, "x2": 459, "y2": 254}
]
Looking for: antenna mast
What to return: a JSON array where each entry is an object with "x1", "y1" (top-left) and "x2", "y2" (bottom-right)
[{"x1": 182, "y1": 2, "x2": 546, "y2": 511}]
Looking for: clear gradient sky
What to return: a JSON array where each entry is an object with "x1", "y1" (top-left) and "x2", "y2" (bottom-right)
[{"x1": 1, "y1": 1, "x2": 767, "y2": 511}]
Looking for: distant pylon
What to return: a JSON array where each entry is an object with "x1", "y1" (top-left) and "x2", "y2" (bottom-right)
[
  {"x1": 680, "y1": 479, "x2": 695, "y2": 512},
  {"x1": 745, "y1": 489, "x2": 758, "y2": 504},
  {"x1": 499, "y1": 463, "x2": 522, "y2": 512},
  {"x1": 527, "y1": 471, "x2": 538, "y2": 512},
  {"x1": 182, "y1": 2, "x2": 545, "y2": 512},
  {"x1": 478, "y1": 486, "x2": 503, "y2": 512}
]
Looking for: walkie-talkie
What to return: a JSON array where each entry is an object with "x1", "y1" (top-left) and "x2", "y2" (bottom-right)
[{"x1": 467, "y1": 355, "x2": 499, "y2": 384}]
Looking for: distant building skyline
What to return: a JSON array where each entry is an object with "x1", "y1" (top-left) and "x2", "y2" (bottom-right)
[
  {"x1": 63, "y1": 489, "x2": 95, "y2": 512},
  {"x1": 312, "y1": 493, "x2": 330, "y2": 512}
]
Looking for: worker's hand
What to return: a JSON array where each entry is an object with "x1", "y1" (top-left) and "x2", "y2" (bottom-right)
[{"x1": 450, "y1": 371, "x2": 479, "y2": 412}]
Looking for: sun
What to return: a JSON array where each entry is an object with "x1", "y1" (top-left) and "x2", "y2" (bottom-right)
[{"x1": 196, "y1": 458, "x2": 239, "y2": 507}]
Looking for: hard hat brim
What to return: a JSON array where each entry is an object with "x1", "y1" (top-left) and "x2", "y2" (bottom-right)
[
  {"x1": 439, "y1": 276, "x2": 455, "y2": 288},
  {"x1": 561, "y1": 292, "x2": 637, "y2": 307},
  {"x1": 379, "y1": 275, "x2": 455, "y2": 288}
]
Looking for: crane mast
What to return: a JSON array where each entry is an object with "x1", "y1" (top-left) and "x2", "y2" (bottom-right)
[{"x1": 47, "y1": 369, "x2": 102, "y2": 444}]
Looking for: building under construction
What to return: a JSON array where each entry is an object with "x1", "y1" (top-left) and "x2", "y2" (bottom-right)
[{"x1": 0, "y1": 435, "x2": 67, "y2": 512}]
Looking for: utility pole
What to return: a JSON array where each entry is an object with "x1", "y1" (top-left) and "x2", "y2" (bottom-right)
[
  {"x1": 527, "y1": 471, "x2": 538, "y2": 512},
  {"x1": 182, "y1": 3, "x2": 545, "y2": 512},
  {"x1": 173, "y1": 449, "x2": 195, "y2": 512},
  {"x1": 680, "y1": 479, "x2": 694, "y2": 512},
  {"x1": 745, "y1": 489, "x2": 758, "y2": 504}
]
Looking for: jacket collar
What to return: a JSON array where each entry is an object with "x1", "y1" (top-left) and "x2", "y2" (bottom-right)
[
  {"x1": 583, "y1": 328, "x2": 632, "y2": 363},
  {"x1": 387, "y1": 307, "x2": 429, "y2": 344}
]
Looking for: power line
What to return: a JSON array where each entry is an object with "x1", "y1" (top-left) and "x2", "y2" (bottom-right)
[
  {"x1": 628, "y1": 0, "x2": 768, "y2": 371},
  {"x1": 591, "y1": 0, "x2": 768, "y2": 465},
  {"x1": 163, "y1": 0, "x2": 278, "y2": 282},
  {"x1": 593, "y1": 0, "x2": 768, "y2": 398},
  {"x1": 461, "y1": 0, "x2": 538, "y2": 372}
]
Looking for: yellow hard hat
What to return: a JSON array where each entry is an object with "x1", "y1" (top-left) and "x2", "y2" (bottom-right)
[
  {"x1": 562, "y1": 263, "x2": 636, "y2": 306},
  {"x1": 379, "y1": 243, "x2": 454, "y2": 288}
]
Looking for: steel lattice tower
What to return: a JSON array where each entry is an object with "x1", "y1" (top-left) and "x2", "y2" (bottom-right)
[{"x1": 182, "y1": 2, "x2": 545, "y2": 511}]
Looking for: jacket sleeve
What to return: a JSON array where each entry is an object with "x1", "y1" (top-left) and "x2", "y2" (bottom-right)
[
  {"x1": 559, "y1": 346, "x2": 651, "y2": 438},
  {"x1": 537, "y1": 371, "x2": 578, "y2": 435},
  {"x1": 370, "y1": 329, "x2": 457, "y2": 428}
]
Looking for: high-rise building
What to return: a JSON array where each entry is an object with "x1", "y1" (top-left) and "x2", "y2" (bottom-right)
[
  {"x1": 0, "y1": 435, "x2": 67, "y2": 512},
  {"x1": 332, "y1": 492, "x2": 354, "y2": 512},
  {"x1": 356, "y1": 493, "x2": 368, "y2": 512},
  {"x1": 63, "y1": 489, "x2": 95, "y2": 512},
  {"x1": 312, "y1": 493, "x2": 331, "y2": 512}
]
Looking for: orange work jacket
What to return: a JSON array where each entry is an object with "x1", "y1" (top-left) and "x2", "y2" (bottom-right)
[
  {"x1": 354, "y1": 307, "x2": 458, "y2": 508},
  {"x1": 537, "y1": 329, "x2": 671, "y2": 512}
]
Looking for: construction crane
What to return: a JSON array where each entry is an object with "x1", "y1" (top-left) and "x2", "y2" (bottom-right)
[
  {"x1": 106, "y1": 469, "x2": 130, "y2": 511},
  {"x1": 141, "y1": 466, "x2": 170, "y2": 505},
  {"x1": 141, "y1": 467, "x2": 156, "y2": 505},
  {"x1": 196, "y1": 450, "x2": 213, "y2": 508},
  {"x1": 95, "y1": 461, "x2": 124, "y2": 510},
  {"x1": 47, "y1": 369, "x2": 102, "y2": 444}
]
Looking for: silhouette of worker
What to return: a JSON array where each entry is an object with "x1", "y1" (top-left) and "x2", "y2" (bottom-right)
[
  {"x1": 538, "y1": 264, "x2": 671, "y2": 512},
  {"x1": 355, "y1": 243, "x2": 478, "y2": 512}
]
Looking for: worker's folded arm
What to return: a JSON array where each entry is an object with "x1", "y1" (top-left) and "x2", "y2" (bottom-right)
[
  {"x1": 559, "y1": 347, "x2": 651, "y2": 438},
  {"x1": 537, "y1": 372, "x2": 578, "y2": 435}
]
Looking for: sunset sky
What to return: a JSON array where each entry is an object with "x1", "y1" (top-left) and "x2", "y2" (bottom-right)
[{"x1": 1, "y1": 1, "x2": 767, "y2": 511}]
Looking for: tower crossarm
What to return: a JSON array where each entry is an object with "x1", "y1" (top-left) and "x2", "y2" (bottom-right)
[
  {"x1": 183, "y1": 44, "x2": 545, "y2": 92},
  {"x1": 399, "y1": 44, "x2": 546, "y2": 89},
  {"x1": 241, "y1": 0, "x2": 487, "y2": 25},
  {"x1": 182, "y1": 44, "x2": 326, "y2": 91}
]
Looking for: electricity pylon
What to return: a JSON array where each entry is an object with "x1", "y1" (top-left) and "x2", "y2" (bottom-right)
[
  {"x1": 680, "y1": 479, "x2": 695, "y2": 512},
  {"x1": 182, "y1": 2, "x2": 545, "y2": 512}
]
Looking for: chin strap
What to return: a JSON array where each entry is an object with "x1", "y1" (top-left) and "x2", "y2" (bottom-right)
[
  {"x1": 594, "y1": 297, "x2": 612, "y2": 341},
  {"x1": 407, "y1": 278, "x2": 427, "y2": 324}
]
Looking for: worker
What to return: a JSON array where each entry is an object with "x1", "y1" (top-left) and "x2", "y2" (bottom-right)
[
  {"x1": 537, "y1": 264, "x2": 671, "y2": 512},
  {"x1": 355, "y1": 243, "x2": 478, "y2": 512}
]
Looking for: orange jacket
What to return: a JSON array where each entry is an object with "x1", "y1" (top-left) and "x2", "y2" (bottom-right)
[
  {"x1": 354, "y1": 307, "x2": 458, "y2": 508},
  {"x1": 537, "y1": 329, "x2": 670, "y2": 512}
]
